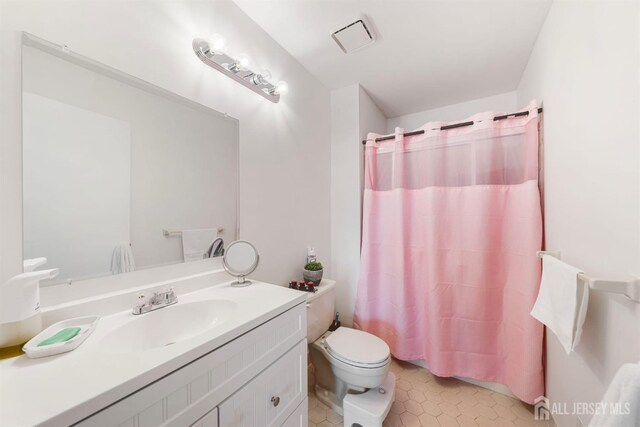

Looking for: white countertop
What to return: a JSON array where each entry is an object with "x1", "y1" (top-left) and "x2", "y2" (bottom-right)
[{"x1": 0, "y1": 281, "x2": 307, "y2": 427}]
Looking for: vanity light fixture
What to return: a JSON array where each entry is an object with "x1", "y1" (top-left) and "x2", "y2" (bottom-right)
[{"x1": 193, "y1": 35, "x2": 287, "y2": 103}]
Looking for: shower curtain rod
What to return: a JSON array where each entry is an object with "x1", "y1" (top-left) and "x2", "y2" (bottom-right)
[{"x1": 361, "y1": 107, "x2": 543, "y2": 145}]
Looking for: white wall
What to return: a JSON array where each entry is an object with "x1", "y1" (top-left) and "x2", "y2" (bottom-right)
[
  {"x1": 517, "y1": 2, "x2": 640, "y2": 426},
  {"x1": 0, "y1": 0, "x2": 331, "y2": 288},
  {"x1": 359, "y1": 85, "x2": 387, "y2": 174},
  {"x1": 386, "y1": 91, "x2": 518, "y2": 133},
  {"x1": 331, "y1": 85, "x2": 359, "y2": 327},
  {"x1": 330, "y1": 84, "x2": 386, "y2": 327}
]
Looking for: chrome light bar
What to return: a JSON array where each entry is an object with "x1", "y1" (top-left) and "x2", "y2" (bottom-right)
[{"x1": 192, "y1": 38, "x2": 281, "y2": 103}]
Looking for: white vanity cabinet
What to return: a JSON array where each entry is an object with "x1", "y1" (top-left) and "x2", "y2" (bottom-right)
[
  {"x1": 218, "y1": 340, "x2": 306, "y2": 427},
  {"x1": 189, "y1": 408, "x2": 218, "y2": 427},
  {"x1": 76, "y1": 303, "x2": 307, "y2": 427}
]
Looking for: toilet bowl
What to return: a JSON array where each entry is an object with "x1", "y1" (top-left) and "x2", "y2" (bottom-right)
[
  {"x1": 310, "y1": 328, "x2": 391, "y2": 412},
  {"x1": 306, "y1": 280, "x2": 395, "y2": 426}
]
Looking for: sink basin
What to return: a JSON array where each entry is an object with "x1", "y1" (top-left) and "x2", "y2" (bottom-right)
[{"x1": 98, "y1": 299, "x2": 237, "y2": 353}]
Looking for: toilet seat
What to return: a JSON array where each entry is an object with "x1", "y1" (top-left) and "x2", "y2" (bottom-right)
[{"x1": 325, "y1": 327, "x2": 390, "y2": 369}]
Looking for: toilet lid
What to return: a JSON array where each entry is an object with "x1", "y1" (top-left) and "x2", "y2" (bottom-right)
[{"x1": 325, "y1": 328, "x2": 390, "y2": 366}]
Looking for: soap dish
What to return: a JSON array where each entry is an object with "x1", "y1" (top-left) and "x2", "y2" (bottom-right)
[{"x1": 22, "y1": 315, "x2": 100, "y2": 358}]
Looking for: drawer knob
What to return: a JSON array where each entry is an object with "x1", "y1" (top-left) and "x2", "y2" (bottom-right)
[{"x1": 271, "y1": 396, "x2": 281, "y2": 407}]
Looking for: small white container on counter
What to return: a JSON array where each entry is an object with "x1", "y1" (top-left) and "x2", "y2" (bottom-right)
[{"x1": 22, "y1": 315, "x2": 100, "y2": 358}]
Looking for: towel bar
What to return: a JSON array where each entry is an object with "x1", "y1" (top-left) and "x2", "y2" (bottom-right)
[
  {"x1": 536, "y1": 251, "x2": 640, "y2": 302},
  {"x1": 163, "y1": 227, "x2": 223, "y2": 237}
]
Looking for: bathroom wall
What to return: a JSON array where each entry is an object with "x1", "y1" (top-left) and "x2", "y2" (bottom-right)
[
  {"x1": 386, "y1": 91, "x2": 518, "y2": 133},
  {"x1": 0, "y1": 1, "x2": 331, "y2": 288},
  {"x1": 517, "y1": 2, "x2": 640, "y2": 426},
  {"x1": 330, "y1": 84, "x2": 386, "y2": 327},
  {"x1": 359, "y1": 86, "x2": 387, "y2": 198}
]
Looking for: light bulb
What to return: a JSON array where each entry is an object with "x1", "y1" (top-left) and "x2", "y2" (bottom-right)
[
  {"x1": 207, "y1": 33, "x2": 227, "y2": 54},
  {"x1": 275, "y1": 80, "x2": 289, "y2": 94},
  {"x1": 251, "y1": 69, "x2": 273, "y2": 86},
  {"x1": 259, "y1": 69, "x2": 272, "y2": 82},
  {"x1": 236, "y1": 53, "x2": 250, "y2": 70}
]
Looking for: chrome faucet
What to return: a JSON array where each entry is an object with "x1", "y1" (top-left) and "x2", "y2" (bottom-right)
[
  {"x1": 132, "y1": 288, "x2": 178, "y2": 315},
  {"x1": 205, "y1": 237, "x2": 224, "y2": 258}
]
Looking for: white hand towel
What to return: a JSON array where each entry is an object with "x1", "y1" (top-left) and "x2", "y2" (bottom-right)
[
  {"x1": 590, "y1": 363, "x2": 640, "y2": 427},
  {"x1": 530, "y1": 255, "x2": 589, "y2": 354},
  {"x1": 181, "y1": 228, "x2": 218, "y2": 262},
  {"x1": 111, "y1": 243, "x2": 135, "y2": 274}
]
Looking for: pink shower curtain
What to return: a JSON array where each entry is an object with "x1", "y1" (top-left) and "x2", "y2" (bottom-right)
[{"x1": 353, "y1": 101, "x2": 544, "y2": 403}]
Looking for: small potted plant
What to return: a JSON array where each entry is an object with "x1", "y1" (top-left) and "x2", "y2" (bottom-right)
[{"x1": 303, "y1": 261, "x2": 324, "y2": 286}]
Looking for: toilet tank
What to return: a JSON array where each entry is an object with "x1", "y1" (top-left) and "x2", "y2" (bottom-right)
[{"x1": 306, "y1": 279, "x2": 336, "y2": 343}]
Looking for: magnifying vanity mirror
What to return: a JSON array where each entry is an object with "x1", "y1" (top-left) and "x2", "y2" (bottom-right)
[{"x1": 223, "y1": 241, "x2": 259, "y2": 287}]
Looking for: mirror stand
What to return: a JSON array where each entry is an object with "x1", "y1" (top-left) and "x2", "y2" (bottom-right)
[{"x1": 231, "y1": 276, "x2": 252, "y2": 287}]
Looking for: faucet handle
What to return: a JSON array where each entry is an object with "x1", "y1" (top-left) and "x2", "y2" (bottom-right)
[
  {"x1": 132, "y1": 292, "x2": 148, "y2": 314},
  {"x1": 132, "y1": 288, "x2": 177, "y2": 314},
  {"x1": 155, "y1": 287, "x2": 177, "y2": 304},
  {"x1": 157, "y1": 287, "x2": 175, "y2": 297}
]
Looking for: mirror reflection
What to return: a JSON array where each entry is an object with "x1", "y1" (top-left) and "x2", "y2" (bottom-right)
[{"x1": 22, "y1": 43, "x2": 238, "y2": 285}]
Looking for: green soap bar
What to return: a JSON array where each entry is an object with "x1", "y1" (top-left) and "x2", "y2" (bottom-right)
[{"x1": 37, "y1": 327, "x2": 81, "y2": 347}]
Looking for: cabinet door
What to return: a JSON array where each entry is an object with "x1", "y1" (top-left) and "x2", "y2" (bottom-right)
[
  {"x1": 219, "y1": 340, "x2": 307, "y2": 427},
  {"x1": 190, "y1": 408, "x2": 218, "y2": 427},
  {"x1": 282, "y1": 398, "x2": 308, "y2": 427}
]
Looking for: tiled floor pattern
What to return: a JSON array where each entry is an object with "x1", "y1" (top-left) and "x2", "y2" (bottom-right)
[{"x1": 309, "y1": 358, "x2": 554, "y2": 427}]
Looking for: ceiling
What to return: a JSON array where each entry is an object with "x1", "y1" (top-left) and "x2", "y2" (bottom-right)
[{"x1": 233, "y1": 0, "x2": 552, "y2": 117}]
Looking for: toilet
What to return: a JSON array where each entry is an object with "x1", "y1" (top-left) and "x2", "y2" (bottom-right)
[{"x1": 307, "y1": 280, "x2": 396, "y2": 427}]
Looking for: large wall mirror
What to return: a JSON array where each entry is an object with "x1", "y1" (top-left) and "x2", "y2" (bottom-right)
[{"x1": 22, "y1": 35, "x2": 239, "y2": 286}]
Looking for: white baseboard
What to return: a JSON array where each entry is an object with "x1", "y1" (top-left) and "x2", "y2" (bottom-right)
[{"x1": 408, "y1": 359, "x2": 516, "y2": 398}]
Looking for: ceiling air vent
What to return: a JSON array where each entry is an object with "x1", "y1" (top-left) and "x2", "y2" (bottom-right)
[{"x1": 331, "y1": 17, "x2": 376, "y2": 54}]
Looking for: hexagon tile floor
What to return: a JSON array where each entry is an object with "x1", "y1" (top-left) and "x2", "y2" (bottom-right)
[{"x1": 308, "y1": 358, "x2": 555, "y2": 427}]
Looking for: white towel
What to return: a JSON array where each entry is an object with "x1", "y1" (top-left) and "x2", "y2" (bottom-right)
[
  {"x1": 530, "y1": 255, "x2": 589, "y2": 354},
  {"x1": 181, "y1": 228, "x2": 218, "y2": 262},
  {"x1": 590, "y1": 363, "x2": 640, "y2": 427},
  {"x1": 111, "y1": 243, "x2": 135, "y2": 274}
]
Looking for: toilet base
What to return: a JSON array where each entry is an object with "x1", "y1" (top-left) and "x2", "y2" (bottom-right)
[
  {"x1": 314, "y1": 383, "x2": 345, "y2": 416},
  {"x1": 343, "y1": 372, "x2": 396, "y2": 427}
]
